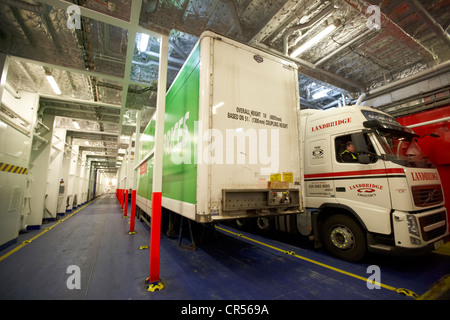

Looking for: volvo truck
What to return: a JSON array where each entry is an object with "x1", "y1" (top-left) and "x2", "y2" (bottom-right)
[{"x1": 294, "y1": 105, "x2": 448, "y2": 261}]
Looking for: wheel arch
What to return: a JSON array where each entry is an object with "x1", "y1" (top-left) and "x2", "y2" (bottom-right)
[{"x1": 317, "y1": 203, "x2": 368, "y2": 232}]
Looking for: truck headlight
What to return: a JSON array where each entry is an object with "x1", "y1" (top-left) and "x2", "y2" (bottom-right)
[{"x1": 407, "y1": 215, "x2": 420, "y2": 236}]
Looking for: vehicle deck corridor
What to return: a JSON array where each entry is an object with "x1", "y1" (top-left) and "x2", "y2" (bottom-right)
[{"x1": 0, "y1": 194, "x2": 449, "y2": 301}]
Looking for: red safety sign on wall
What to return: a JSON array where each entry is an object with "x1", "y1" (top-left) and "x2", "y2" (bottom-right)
[{"x1": 140, "y1": 162, "x2": 147, "y2": 175}]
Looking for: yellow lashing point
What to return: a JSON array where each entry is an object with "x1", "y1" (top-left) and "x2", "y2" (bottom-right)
[
  {"x1": 396, "y1": 288, "x2": 419, "y2": 299},
  {"x1": 147, "y1": 282, "x2": 164, "y2": 292},
  {"x1": 139, "y1": 245, "x2": 149, "y2": 250},
  {"x1": 145, "y1": 278, "x2": 164, "y2": 292}
]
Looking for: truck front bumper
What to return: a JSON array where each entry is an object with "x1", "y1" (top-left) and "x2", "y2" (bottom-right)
[{"x1": 368, "y1": 234, "x2": 449, "y2": 257}]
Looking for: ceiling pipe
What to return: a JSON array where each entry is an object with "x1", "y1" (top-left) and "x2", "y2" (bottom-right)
[
  {"x1": 407, "y1": 116, "x2": 450, "y2": 129},
  {"x1": 314, "y1": 28, "x2": 373, "y2": 67},
  {"x1": 283, "y1": 3, "x2": 336, "y2": 55},
  {"x1": 356, "y1": 93, "x2": 366, "y2": 105},
  {"x1": 39, "y1": 105, "x2": 119, "y2": 118},
  {"x1": 256, "y1": 42, "x2": 363, "y2": 90},
  {"x1": 132, "y1": 60, "x2": 180, "y2": 71},
  {"x1": 142, "y1": 50, "x2": 185, "y2": 66},
  {"x1": 322, "y1": 99, "x2": 340, "y2": 109},
  {"x1": 408, "y1": 0, "x2": 450, "y2": 49},
  {"x1": 366, "y1": 59, "x2": 450, "y2": 99},
  {"x1": 39, "y1": 95, "x2": 121, "y2": 109}
]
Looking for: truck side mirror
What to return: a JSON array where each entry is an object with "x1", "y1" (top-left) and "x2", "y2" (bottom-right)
[
  {"x1": 351, "y1": 133, "x2": 371, "y2": 164},
  {"x1": 351, "y1": 133, "x2": 368, "y2": 153}
]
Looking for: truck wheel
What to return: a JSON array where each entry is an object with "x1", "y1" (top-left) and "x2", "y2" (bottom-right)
[
  {"x1": 321, "y1": 214, "x2": 366, "y2": 262},
  {"x1": 256, "y1": 217, "x2": 271, "y2": 231},
  {"x1": 235, "y1": 218, "x2": 247, "y2": 229}
]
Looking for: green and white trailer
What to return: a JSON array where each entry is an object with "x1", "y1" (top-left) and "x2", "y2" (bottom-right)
[{"x1": 136, "y1": 31, "x2": 304, "y2": 224}]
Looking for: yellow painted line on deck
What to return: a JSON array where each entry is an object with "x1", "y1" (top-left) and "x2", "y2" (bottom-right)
[
  {"x1": 0, "y1": 201, "x2": 93, "y2": 262},
  {"x1": 215, "y1": 225, "x2": 418, "y2": 298},
  {"x1": 434, "y1": 241, "x2": 450, "y2": 256}
]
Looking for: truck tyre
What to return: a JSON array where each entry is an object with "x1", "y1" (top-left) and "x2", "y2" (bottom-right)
[
  {"x1": 321, "y1": 214, "x2": 366, "y2": 262},
  {"x1": 256, "y1": 217, "x2": 271, "y2": 231},
  {"x1": 235, "y1": 218, "x2": 251, "y2": 230}
]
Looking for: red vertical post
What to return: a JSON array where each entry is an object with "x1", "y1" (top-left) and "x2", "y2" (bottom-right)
[
  {"x1": 149, "y1": 192, "x2": 162, "y2": 283},
  {"x1": 129, "y1": 190, "x2": 137, "y2": 234},
  {"x1": 123, "y1": 189, "x2": 128, "y2": 217},
  {"x1": 121, "y1": 189, "x2": 125, "y2": 210}
]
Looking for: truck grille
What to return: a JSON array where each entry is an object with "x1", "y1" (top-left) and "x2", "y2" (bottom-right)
[
  {"x1": 418, "y1": 211, "x2": 447, "y2": 241},
  {"x1": 411, "y1": 185, "x2": 443, "y2": 207}
]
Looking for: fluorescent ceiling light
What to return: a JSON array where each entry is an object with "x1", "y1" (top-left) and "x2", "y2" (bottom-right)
[
  {"x1": 72, "y1": 120, "x2": 80, "y2": 129},
  {"x1": 138, "y1": 33, "x2": 150, "y2": 52},
  {"x1": 45, "y1": 74, "x2": 61, "y2": 95},
  {"x1": 312, "y1": 88, "x2": 331, "y2": 100},
  {"x1": 290, "y1": 24, "x2": 337, "y2": 58}
]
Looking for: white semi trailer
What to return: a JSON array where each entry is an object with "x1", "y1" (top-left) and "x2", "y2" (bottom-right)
[
  {"x1": 136, "y1": 31, "x2": 448, "y2": 262},
  {"x1": 136, "y1": 31, "x2": 304, "y2": 225}
]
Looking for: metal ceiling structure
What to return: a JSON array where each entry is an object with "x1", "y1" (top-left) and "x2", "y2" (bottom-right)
[{"x1": 1, "y1": 0, "x2": 449, "y2": 176}]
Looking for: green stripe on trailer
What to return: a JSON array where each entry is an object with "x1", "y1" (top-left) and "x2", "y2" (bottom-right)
[
  {"x1": 138, "y1": 42, "x2": 200, "y2": 206},
  {"x1": 141, "y1": 118, "x2": 155, "y2": 158},
  {"x1": 137, "y1": 155, "x2": 153, "y2": 200},
  {"x1": 162, "y1": 43, "x2": 200, "y2": 205}
]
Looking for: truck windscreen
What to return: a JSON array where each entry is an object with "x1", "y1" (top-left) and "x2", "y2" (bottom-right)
[{"x1": 374, "y1": 129, "x2": 435, "y2": 168}]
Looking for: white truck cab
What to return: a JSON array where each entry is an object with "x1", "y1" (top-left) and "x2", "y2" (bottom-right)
[{"x1": 300, "y1": 105, "x2": 449, "y2": 261}]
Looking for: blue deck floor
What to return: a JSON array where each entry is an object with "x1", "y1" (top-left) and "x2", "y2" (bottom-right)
[{"x1": 0, "y1": 194, "x2": 449, "y2": 303}]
